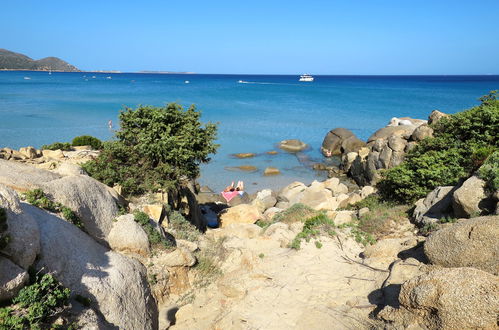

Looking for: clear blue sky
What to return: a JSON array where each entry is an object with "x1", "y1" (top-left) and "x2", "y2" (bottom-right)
[{"x1": 2, "y1": 0, "x2": 498, "y2": 74}]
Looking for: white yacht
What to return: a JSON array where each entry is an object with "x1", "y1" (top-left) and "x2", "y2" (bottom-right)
[{"x1": 299, "y1": 74, "x2": 314, "y2": 82}]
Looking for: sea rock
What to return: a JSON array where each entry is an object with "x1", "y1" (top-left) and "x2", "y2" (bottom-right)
[
  {"x1": 397, "y1": 268, "x2": 499, "y2": 329},
  {"x1": 340, "y1": 135, "x2": 366, "y2": 154},
  {"x1": 424, "y1": 216, "x2": 499, "y2": 275},
  {"x1": 219, "y1": 204, "x2": 262, "y2": 228},
  {"x1": 412, "y1": 186, "x2": 455, "y2": 226},
  {"x1": 321, "y1": 128, "x2": 355, "y2": 156},
  {"x1": 0, "y1": 256, "x2": 29, "y2": 301},
  {"x1": 225, "y1": 165, "x2": 258, "y2": 172},
  {"x1": 367, "y1": 125, "x2": 416, "y2": 143},
  {"x1": 232, "y1": 153, "x2": 255, "y2": 159},
  {"x1": 278, "y1": 139, "x2": 308, "y2": 152},
  {"x1": 263, "y1": 167, "x2": 280, "y2": 176},
  {"x1": 28, "y1": 204, "x2": 158, "y2": 329},
  {"x1": 40, "y1": 175, "x2": 121, "y2": 244},
  {"x1": 108, "y1": 214, "x2": 151, "y2": 257},
  {"x1": 452, "y1": 175, "x2": 486, "y2": 218}
]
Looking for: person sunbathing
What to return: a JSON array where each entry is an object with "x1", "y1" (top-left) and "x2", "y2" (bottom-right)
[{"x1": 223, "y1": 181, "x2": 235, "y2": 192}]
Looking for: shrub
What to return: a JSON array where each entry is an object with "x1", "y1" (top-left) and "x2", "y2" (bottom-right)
[
  {"x1": 133, "y1": 211, "x2": 173, "y2": 249},
  {"x1": 23, "y1": 189, "x2": 84, "y2": 229},
  {"x1": 71, "y1": 135, "x2": 103, "y2": 150},
  {"x1": 83, "y1": 103, "x2": 218, "y2": 196},
  {"x1": 378, "y1": 91, "x2": 499, "y2": 203},
  {"x1": 478, "y1": 151, "x2": 499, "y2": 192},
  {"x1": 290, "y1": 213, "x2": 336, "y2": 249},
  {"x1": 168, "y1": 210, "x2": 200, "y2": 242},
  {"x1": 0, "y1": 273, "x2": 70, "y2": 329},
  {"x1": 41, "y1": 142, "x2": 72, "y2": 151}
]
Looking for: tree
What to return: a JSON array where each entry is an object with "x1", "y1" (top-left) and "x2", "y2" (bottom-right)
[{"x1": 83, "y1": 103, "x2": 218, "y2": 195}]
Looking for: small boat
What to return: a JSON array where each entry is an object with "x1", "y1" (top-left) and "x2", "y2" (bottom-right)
[
  {"x1": 238, "y1": 80, "x2": 247, "y2": 84},
  {"x1": 299, "y1": 74, "x2": 314, "y2": 82},
  {"x1": 184, "y1": 80, "x2": 190, "y2": 84},
  {"x1": 92, "y1": 76, "x2": 96, "y2": 79},
  {"x1": 23, "y1": 77, "x2": 31, "y2": 80},
  {"x1": 106, "y1": 76, "x2": 112, "y2": 79}
]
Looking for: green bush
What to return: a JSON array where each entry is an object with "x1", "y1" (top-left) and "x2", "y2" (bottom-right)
[
  {"x1": 71, "y1": 135, "x2": 103, "y2": 150},
  {"x1": 0, "y1": 273, "x2": 70, "y2": 329},
  {"x1": 378, "y1": 91, "x2": 499, "y2": 203},
  {"x1": 168, "y1": 210, "x2": 200, "y2": 242},
  {"x1": 24, "y1": 189, "x2": 84, "y2": 229},
  {"x1": 290, "y1": 213, "x2": 336, "y2": 249},
  {"x1": 478, "y1": 151, "x2": 499, "y2": 192},
  {"x1": 133, "y1": 211, "x2": 173, "y2": 249},
  {"x1": 82, "y1": 103, "x2": 218, "y2": 196},
  {"x1": 41, "y1": 142, "x2": 72, "y2": 151}
]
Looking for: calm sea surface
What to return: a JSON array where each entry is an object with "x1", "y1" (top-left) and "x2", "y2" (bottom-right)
[{"x1": 1, "y1": 71, "x2": 498, "y2": 192}]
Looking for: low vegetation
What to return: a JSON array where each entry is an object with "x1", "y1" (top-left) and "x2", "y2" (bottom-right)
[
  {"x1": 133, "y1": 210, "x2": 173, "y2": 249},
  {"x1": 167, "y1": 209, "x2": 200, "y2": 242},
  {"x1": 192, "y1": 237, "x2": 226, "y2": 288},
  {"x1": 41, "y1": 142, "x2": 71, "y2": 151},
  {"x1": 71, "y1": 135, "x2": 103, "y2": 150},
  {"x1": 23, "y1": 189, "x2": 84, "y2": 229},
  {"x1": 82, "y1": 103, "x2": 219, "y2": 196},
  {"x1": 478, "y1": 150, "x2": 499, "y2": 192},
  {"x1": 0, "y1": 273, "x2": 71, "y2": 329},
  {"x1": 257, "y1": 203, "x2": 318, "y2": 229},
  {"x1": 290, "y1": 213, "x2": 336, "y2": 249},
  {"x1": 378, "y1": 91, "x2": 499, "y2": 203},
  {"x1": 346, "y1": 194, "x2": 409, "y2": 239}
]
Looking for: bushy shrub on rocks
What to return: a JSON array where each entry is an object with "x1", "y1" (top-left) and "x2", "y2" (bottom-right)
[
  {"x1": 478, "y1": 151, "x2": 499, "y2": 192},
  {"x1": 0, "y1": 273, "x2": 70, "y2": 329},
  {"x1": 379, "y1": 91, "x2": 499, "y2": 203},
  {"x1": 41, "y1": 142, "x2": 71, "y2": 151},
  {"x1": 71, "y1": 135, "x2": 103, "y2": 150},
  {"x1": 83, "y1": 103, "x2": 218, "y2": 196}
]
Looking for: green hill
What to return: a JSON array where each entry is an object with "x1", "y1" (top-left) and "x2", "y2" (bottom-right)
[{"x1": 0, "y1": 48, "x2": 79, "y2": 71}]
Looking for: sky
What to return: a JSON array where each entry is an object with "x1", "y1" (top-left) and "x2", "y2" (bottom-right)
[{"x1": 1, "y1": 0, "x2": 499, "y2": 74}]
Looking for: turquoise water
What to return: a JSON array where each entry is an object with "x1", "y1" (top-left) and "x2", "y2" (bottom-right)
[{"x1": 1, "y1": 71, "x2": 498, "y2": 193}]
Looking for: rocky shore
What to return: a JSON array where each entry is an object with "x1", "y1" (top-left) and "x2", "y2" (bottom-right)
[{"x1": 1, "y1": 108, "x2": 498, "y2": 329}]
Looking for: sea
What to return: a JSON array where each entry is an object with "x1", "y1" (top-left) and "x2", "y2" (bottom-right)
[{"x1": 1, "y1": 71, "x2": 498, "y2": 193}]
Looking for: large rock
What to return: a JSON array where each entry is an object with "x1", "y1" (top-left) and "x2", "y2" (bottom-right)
[
  {"x1": 0, "y1": 256, "x2": 29, "y2": 301},
  {"x1": 108, "y1": 214, "x2": 151, "y2": 257},
  {"x1": 27, "y1": 204, "x2": 158, "y2": 329},
  {"x1": 219, "y1": 204, "x2": 262, "y2": 228},
  {"x1": 278, "y1": 139, "x2": 308, "y2": 152},
  {"x1": 424, "y1": 216, "x2": 499, "y2": 275},
  {"x1": 153, "y1": 248, "x2": 196, "y2": 267},
  {"x1": 278, "y1": 181, "x2": 307, "y2": 205},
  {"x1": 398, "y1": 268, "x2": 499, "y2": 329},
  {"x1": 0, "y1": 184, "x2": 40, "y2": 269},
  {"x1": 321, "y1": 128, "x2": 355, "y2": 156},
  {"x1": 411, "y1": 124, "x2": 433, "y2": 141},
  {"x1": 19, "y1": 146, "x2": 38, "y2": 159},
  {"x1": 367, "y1": 125, "x2": 416, "y2": 143},
  {"x1": 299, "y1": 185, "x2": 337, "y2": 211},
  {"x1": 428, "y1": 110, "x2": 449, "y2": 125},
  {"x1": 0, "y1": 159, "x2": 61, "y2": 192},
  {"x1": 340, "y1": 135, "x2": 366, "y2": 154},
  {"x1": 52, "y1": 163, "x2": 86, "y2": 176},
  {"x1": 452, "y1": 176, "x2": 487, "y2": 218},
  {"x1": 41, "y1": 175, "x2": 121, "y2": 244},
  {"x1": 412, "y1": 186, "x2": 455, "y2": 226}
]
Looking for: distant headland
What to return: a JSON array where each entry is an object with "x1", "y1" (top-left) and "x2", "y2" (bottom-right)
[{"x1": 0, "y1": 48, "x2": 79, "y2": 72}]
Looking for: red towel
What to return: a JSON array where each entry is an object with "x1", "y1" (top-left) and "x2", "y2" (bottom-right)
[{"x1": 221, "y1": 191, "x2": 239, "y2": 202}]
